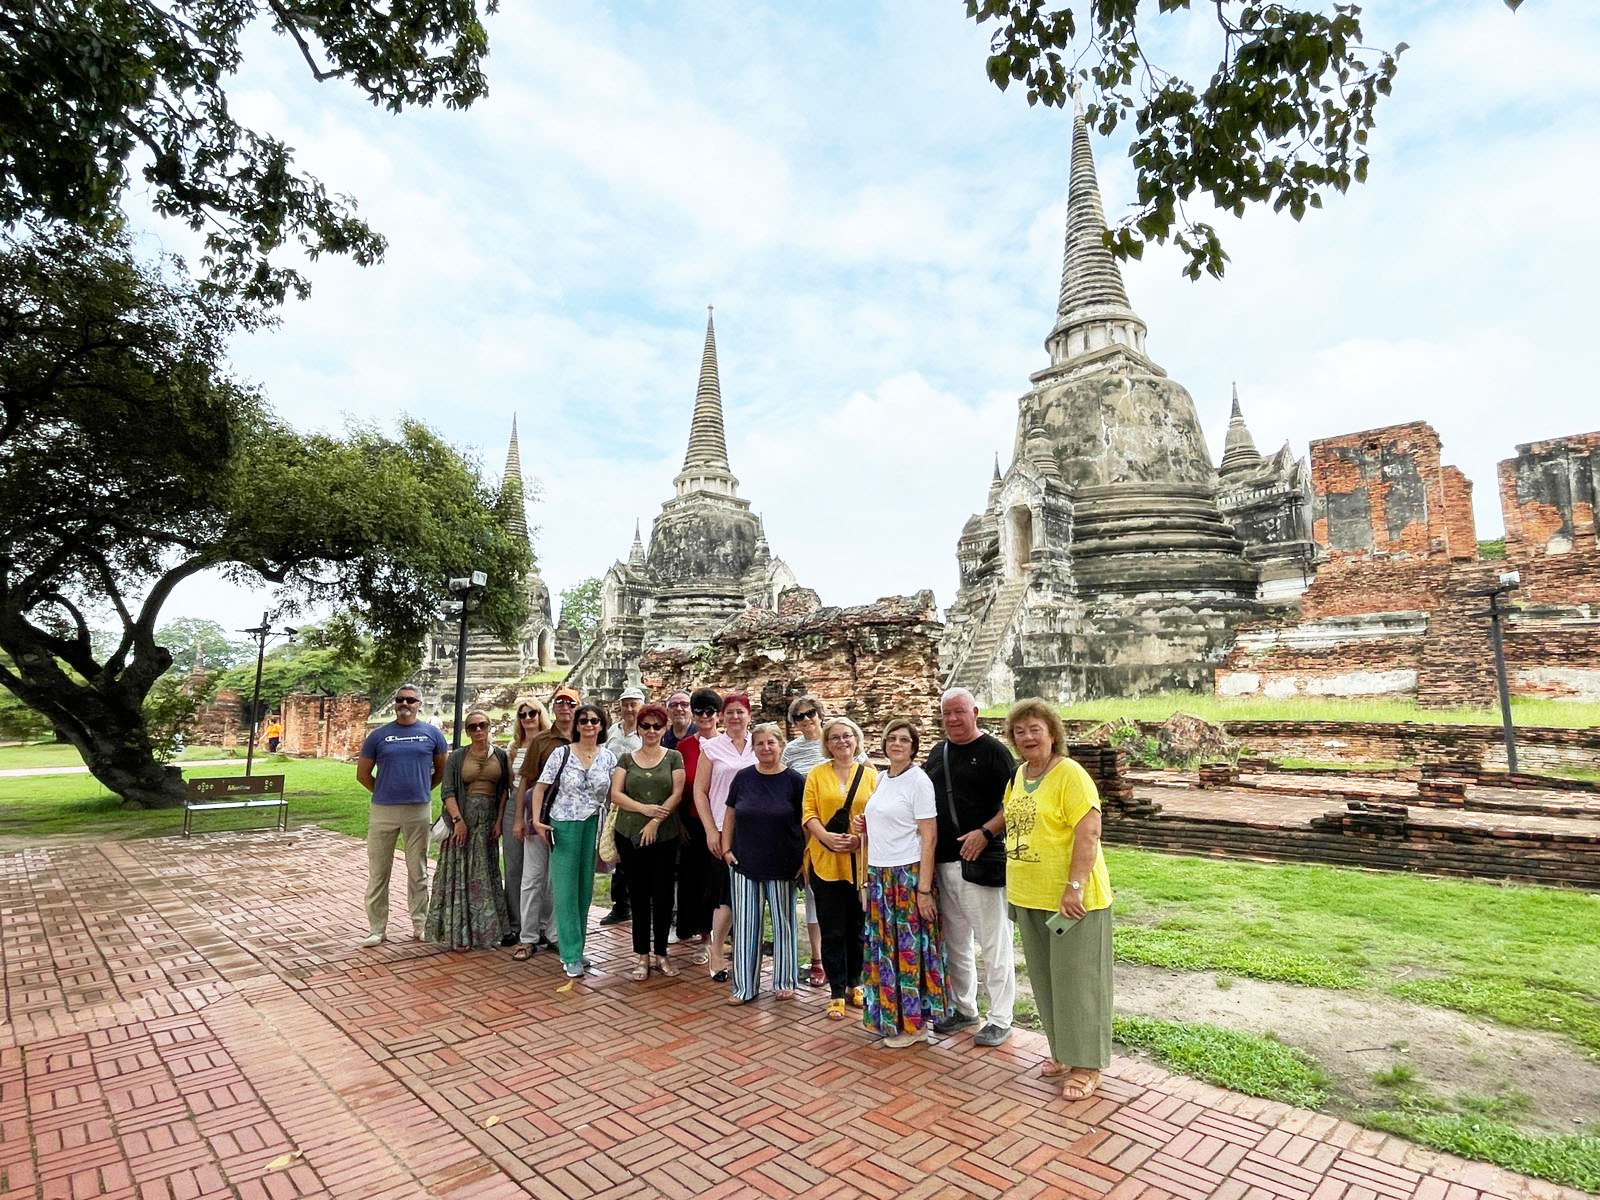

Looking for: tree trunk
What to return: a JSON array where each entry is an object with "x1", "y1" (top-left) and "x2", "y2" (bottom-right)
[{"x1": 68, "y1": 712, "x2": 187, "y2": 808}]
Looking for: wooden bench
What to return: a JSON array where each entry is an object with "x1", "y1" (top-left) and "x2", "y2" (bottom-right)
[{"x1": 183, "y1": 775, "x2": 287, "y2": 837}]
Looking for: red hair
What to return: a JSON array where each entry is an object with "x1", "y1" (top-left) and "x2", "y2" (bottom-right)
[{"x1": 722, "y1": 693, "x2": 751, "y2": 712}]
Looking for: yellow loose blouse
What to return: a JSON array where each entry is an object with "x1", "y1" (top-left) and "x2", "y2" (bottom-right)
[
  {"x1": 801, "y1": 760, "x2": 878, "y2": 883},
  {"x1": 1002, "y1": 757, "x2": 1113, "y2": 913}
]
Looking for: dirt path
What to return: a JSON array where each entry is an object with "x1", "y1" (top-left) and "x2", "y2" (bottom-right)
[{"x1": 1115, "y1": 963, "x2": 1600, "y2": 1134}]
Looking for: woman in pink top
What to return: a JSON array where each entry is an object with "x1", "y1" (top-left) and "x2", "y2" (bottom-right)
[{"x1": 693, "y1": 692, "x2": 756, "y2": 982}]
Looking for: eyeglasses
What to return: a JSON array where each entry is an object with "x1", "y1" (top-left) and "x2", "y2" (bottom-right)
[
  {"x1": 638, "y1": 722, "x2": 665, "y2": 732},
  {"x1": 465, "y1": 721, "x2": 488, "y2": 732},
  {"x1": 395, "y1": 697, "x2": 420, "y2": 705},
  {"x1": 826, "y1": 733, "x2": 855, "y2": 743},
  {"x1": 668, "y1": 700, "x2": 690, "y2": 708},
  {"x1": 576, "y1": 717, "x2": 601, "y2": 726},
  {"x1": 792, "y1": 710, "x2": 818, "y2": 722}
]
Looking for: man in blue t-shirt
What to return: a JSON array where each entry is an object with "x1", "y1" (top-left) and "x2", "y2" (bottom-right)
[{"x1": 356, "y1": 684, "x2": 449, "y2": 947}]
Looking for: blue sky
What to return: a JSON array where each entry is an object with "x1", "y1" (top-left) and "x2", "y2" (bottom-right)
[{"x1": 131, "y1": 1, "x2": 1600, "y2": 637}]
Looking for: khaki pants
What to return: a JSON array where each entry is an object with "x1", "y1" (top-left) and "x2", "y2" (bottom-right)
[{"x1": 366, "y1": 803, "x2": 431, "y2": 937}]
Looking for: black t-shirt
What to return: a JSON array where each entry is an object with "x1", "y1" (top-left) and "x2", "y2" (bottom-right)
[
  {"x1": 924, "y1": 733, "x2": 1016, "y2": 863},
  {"x1": 726, "y1": 765, "x2": 806, "y2": 881}
]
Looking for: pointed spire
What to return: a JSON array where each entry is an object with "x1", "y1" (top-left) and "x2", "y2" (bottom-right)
[
  {"x1": 1045, "y1": 99, "x2": 1148, "y2": 365},
  {"x1": 629, "y1": 519, "x2": 645, "y2": 567},
  {"x1": 672, "y1": 306, "x2": 742, "y2": 500},
  {"x1": 993, "y1": 452, "x2": 1002, "y2": 482},
  {"x1": 499, "y1": 416, "x2": 530, "y2": 545},
  {"x1": 1219, "y1": 383, "x2": 1264, "y2": 475}
]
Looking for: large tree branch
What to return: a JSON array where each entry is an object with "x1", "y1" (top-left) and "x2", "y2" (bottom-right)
[{"x1": 266, "y1": 1, "x2": 346, "y2": 83}]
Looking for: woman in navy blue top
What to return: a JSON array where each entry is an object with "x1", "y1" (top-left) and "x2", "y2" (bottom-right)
[{"x1": 720, "y1": 723, "x2": 805, "y2": 1003}]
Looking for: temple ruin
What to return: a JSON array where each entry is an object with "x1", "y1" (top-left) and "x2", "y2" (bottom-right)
[
  {"x1": 939, "y1": 107, "x2": 1309, "y2": 706},
  {"x1": 564, "y1": 310, "x2": 799, "y2": 702}
]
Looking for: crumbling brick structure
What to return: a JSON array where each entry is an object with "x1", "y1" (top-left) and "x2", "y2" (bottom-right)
[
  {"x1": 280, "y1": 692, "x2": 372, "y2": 759},
  {"x1": 190, "y1": 687, "x2": 244, "y2": 749},
  {"x1": 639, "y1": 592, "x2": 944, "y2": 749},
  {"x1": 1221, "y1": 424, "x2": 1600, "y2": 706}
]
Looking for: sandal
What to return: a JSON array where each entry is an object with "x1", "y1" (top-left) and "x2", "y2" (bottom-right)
[
  {"x1": 773, "y1": 989, "x2": 796, "y2": 1000},
  {"x1": 1041, "y1": 1060, "x2": 1068, "y2": 1078},
  {"x1": 629, "y1": 958, "x2": 650, "y2": 981},
  {"x1": 711, "y1": 968, "x2": 729, "y2": 983},
  {"x1": 511, "y1": 945, "x2": 532, "y2": 962},
  {"x1": 1062, "y1": 1069, "x2": 1101, "y2": 1101},
  {"x1": 653, "y1": 955, "x2": 679, "y2": 978},
  {"x1": 825, "y1": 999, "x2": 847, "y2": 1020},
  {"x1": 847, "y1": 987, "x2": 865, "y2": 1009}
]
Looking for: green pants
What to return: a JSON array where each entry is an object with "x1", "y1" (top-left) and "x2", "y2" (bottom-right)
[
  {"x1": 551, "y1": 816, "x2": 599, "y2": 967},
  {"x1": 1013, "y1": 904, "x2": 1113, "y2": 1069}
]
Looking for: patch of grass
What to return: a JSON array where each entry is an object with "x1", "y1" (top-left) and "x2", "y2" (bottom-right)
[
  {"x1": 1106, "y1": 849, "x2": 1600, "y2": 1055},
  {"x1": 1115, "y1": 926, "x2": 1360, "y2": 989},
  {"x1": 977, "y1": 693, "x2": 1600, "y2": 729},
  {"x1": 0, "y1": 742, "x2": 234, "y2": 770},
  {"x1": 0, "y1": 758, "x2": 376, "y2": 840},
  {"x1": 1213, "y1": 975, "x2": 1235, "y2": 991},
  {"x1": 1269, "y1": 757, "x2": 1409, "y2": 773},
  {"x1": 1113, "y1": 1016, "x2": 1329, "y2": 1108},
  {"x1": 1372, "y1": 1062, "x2": 1417, "y2": 1089},
  {"x1": 1362, "y1": 1109, "x2": 1600, "y2": 1193},
  {"x1": 1391, "y1": 975, "x2": 1600, "y2": 1057}
]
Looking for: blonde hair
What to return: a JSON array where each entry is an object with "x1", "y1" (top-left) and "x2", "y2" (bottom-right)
[
  {"x1": 751, "y1": 721, "x2": 785, "y2": 750},
  {"x1": 509, "y1": 696, "x2": 549, "y2": 752},
  {"x1": 1003, "y1": 698, "x2": 1067, "y2": 756},
  {"x1": 820, "y1": 717, "x2": 865, "y2": 760}
]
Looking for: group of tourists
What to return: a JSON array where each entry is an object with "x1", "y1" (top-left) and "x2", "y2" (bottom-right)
[{"x1": 356, "y1": 682, "x2": 1115, "y2": 1100}]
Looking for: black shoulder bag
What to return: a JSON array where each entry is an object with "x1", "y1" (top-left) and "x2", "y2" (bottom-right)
[
  {"x1": 537, "y1": 745, "x2": 572, "y2": 827},
  {"x1": 942, "y1": 742, "x2": 1007, "y2": 888},
  {"x1": 818, "y1": 765, "x2": 866, "y2": 886}
]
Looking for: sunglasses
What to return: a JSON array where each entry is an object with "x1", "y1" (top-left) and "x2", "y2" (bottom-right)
[
  {"x1": 519, "y1": 710, "x2": 539, "y2": 719},
  {"x1": 395, "y1": 697, "x2": 420, "y2": 705},
  {"x1": 638, "y1": 722, "x2": 665, "y2": 732},
  {"x1": 466, "y1": 721, "x2": 488, "y2": 732},
  {"x1": 793, "y1": 710, "x2": 818, "y2": 721},
  {"x1": 576, "y1": 716, "x2": 602, "y2": 726},
  {"x1": 692, "y1": 707, "x2": 718, "y2": 717}
]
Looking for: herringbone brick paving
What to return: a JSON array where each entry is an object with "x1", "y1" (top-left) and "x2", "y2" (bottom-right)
[{"x1": 0, "y1": 829, "x2": 1584, "y2": 1200}]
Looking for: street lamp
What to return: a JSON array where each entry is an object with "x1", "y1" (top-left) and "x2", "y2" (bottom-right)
[
  {"x1": 445, "y1": 570, "x2": 488, "y2": 749},
  {"x1": 1467, "y1": 571, "x2": 1521, "y2": 774},
  {"x1": 238, "y1": 612, "x2": 298, "y2": 777}
]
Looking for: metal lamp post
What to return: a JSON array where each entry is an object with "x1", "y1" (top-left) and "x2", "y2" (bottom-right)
[
  {"x1": 1467, "y1": 571, "x2": 1521, "y2": 774},
  {"x1": 444, "y1": 570, "x2": 488, "y2": 749},
  {"x1": 238, "y1": 612, "x2": 298, "y2": 777}
]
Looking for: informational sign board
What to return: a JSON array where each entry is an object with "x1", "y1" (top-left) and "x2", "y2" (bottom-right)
[{"x1": 185, "y1": 774, "x2": 285, "y2": 800}]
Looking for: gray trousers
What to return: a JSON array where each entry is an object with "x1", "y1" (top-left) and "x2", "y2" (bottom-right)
[
  {"x1": 365, "y1": 802, "x2": 431, "y2": 937},
  {"x1": 517, "y1": 833, "x2": 556, "y2": 944},
  {"x1": 501, "y1": 799, "x2": 523, "y2": 933}
]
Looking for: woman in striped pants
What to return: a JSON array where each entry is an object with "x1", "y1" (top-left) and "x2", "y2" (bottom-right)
[{"x1": 719, "y1": 723, "x2": 806, "y2": 1004}]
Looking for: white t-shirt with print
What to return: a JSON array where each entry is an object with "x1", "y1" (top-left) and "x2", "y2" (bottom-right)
[{"x1": 865, "y1": 765, "x2": 937, "y2": 868}]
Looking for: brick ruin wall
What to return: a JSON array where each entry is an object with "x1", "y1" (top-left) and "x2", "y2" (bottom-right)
[
  {"x1": 280, "y1": 692, "x2": 372, "y2": 759},
  {"x1": 190, "y1": 687, "x2": 244, "y2": 749},
  {"x1": 639, "y1": 591, "x2": 944, "y2": 750},
  {"x1": 1223, "y1": 425, "x2": 1600, "y2": 706}
]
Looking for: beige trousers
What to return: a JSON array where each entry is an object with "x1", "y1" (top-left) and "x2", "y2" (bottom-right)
[{"x1": 366, "y1": 802, "x2": 432, "y2": 936}]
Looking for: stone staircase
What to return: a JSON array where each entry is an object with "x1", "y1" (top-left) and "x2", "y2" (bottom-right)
[{"x1": 947, "y1": 577, "x2": 1029, "y2": 694}]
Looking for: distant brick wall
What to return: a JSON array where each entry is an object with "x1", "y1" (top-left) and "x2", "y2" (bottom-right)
[
  {"x1": 192, "y1": 687, "x2": 244, "y2": 748},
  {"x1": 1500, "y1": 430, "x2": 1600, "y2": 558},
  {"x1": 280, "y1": 692, "x2": 372, "y2": 760},
  {"x1": 1310, "y1": 422, "x2": 1471, "y2": 563}
]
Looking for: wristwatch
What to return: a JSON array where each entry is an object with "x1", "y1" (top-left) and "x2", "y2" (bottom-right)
[
  {"x1": 980, "y1": 827, "x2": 996, "y2": 843},
  {"x1": 1067, "y1": 880, "x2": 1082, "y2": 892}
]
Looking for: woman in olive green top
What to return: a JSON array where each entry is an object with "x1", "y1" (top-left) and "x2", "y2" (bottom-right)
[{"x1": 608, "y1": 702, "x2": 686, "y2": 979}]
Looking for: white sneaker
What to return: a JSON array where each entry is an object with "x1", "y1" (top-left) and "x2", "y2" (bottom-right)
[
  {"x1": 412, "y1": 924, "x2": 424, "y2": 942},
  {"x1": 360, "y1": 932, "x2": 385, "y2": 948}
]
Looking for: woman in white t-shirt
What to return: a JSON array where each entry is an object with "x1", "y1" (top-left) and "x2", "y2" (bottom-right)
[{"x1": 852, "y1": 717, "x2": 948, "y2": 1048}]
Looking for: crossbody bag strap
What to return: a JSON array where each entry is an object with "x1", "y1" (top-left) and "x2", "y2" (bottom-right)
[
  {"x1": 940, "y1": 742, "x2": 964, "y2": 833},
  {"x1": 538, "y1": 744, "x2": 571, "y2": 826},
  {"x1": 824, "y1": 765, "x2": 865, "y2": 834}
]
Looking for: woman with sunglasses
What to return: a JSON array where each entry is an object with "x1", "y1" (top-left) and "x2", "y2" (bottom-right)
[
  {"x1": 499, "y1": 697, "x2": 548, "y2": 946},
  {"x1": 672, "y1": 687, "x2": 721, "y2": 959},
  {"x1": 530, "y1": 703, "x2": 617, "y2": 978},
  {"x1": 608, "y1": 703, "x2": 685, "y2": 979},
  {"x1": 693, "y1": 691, "x2": 756, "y2": 982},
  {"x1": 425, "y1": 709, "x2": 513, "y2": 950}
]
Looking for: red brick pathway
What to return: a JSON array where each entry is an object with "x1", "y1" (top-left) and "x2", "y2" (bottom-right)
[{"x1": 0, "y1": 829, "x2": 1584, "y2": 1200}]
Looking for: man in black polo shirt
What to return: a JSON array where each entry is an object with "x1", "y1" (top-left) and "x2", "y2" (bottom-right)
[{"x1": 924, "y1": 686, "x2": 1016, "y2": 1047}]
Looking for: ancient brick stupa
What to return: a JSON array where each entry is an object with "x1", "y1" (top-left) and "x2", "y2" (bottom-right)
[
  {"x1": 566, "y1": 310, "x2": 798, "y2": 701},
  {"x1": 941, "y1": 106, "x2": 1265, "y2": 704}
]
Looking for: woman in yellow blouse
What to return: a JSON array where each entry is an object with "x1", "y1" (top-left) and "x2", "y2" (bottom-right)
[
  {"x1": 801, "y1": 717, "x2": 875, "y2": 1019},
  {"x1": 1002, "y1": 698, "x2": 1113, "y2": 1101}
]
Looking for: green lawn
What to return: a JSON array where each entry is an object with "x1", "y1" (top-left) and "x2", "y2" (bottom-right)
[
  {"x1": 1107, "y1": 849, "x2": 1600, "y2": 1054},
  {"x1": 0, "y1": 742, "x2": 240, "y2": 771},
  {"x1": 979, "y1": 693, "x2": 1600, "y2": 728},
  {"x1": 0, "y1": 757, "x2": 372, "y2": 840}
]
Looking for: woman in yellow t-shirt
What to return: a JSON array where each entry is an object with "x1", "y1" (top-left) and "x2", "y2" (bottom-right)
[{"x1": 1002, "y1": 698, "x2": 1113, "y2": 1101}]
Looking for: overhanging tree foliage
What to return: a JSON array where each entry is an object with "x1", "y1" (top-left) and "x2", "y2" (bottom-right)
[
  {"x1": 0, "y1": 0, "x2": 499, "y2": 306},
  {"x1": 964, "y1": 1, "x2": 1527, "y2": 278},
  {"x1": 0, "y1": 224, "x2": 528, "y2": 806}
]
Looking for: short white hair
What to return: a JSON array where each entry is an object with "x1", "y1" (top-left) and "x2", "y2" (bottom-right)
[{"x1": 939, "y1": 687, "x2": 978, "y2": 710}]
